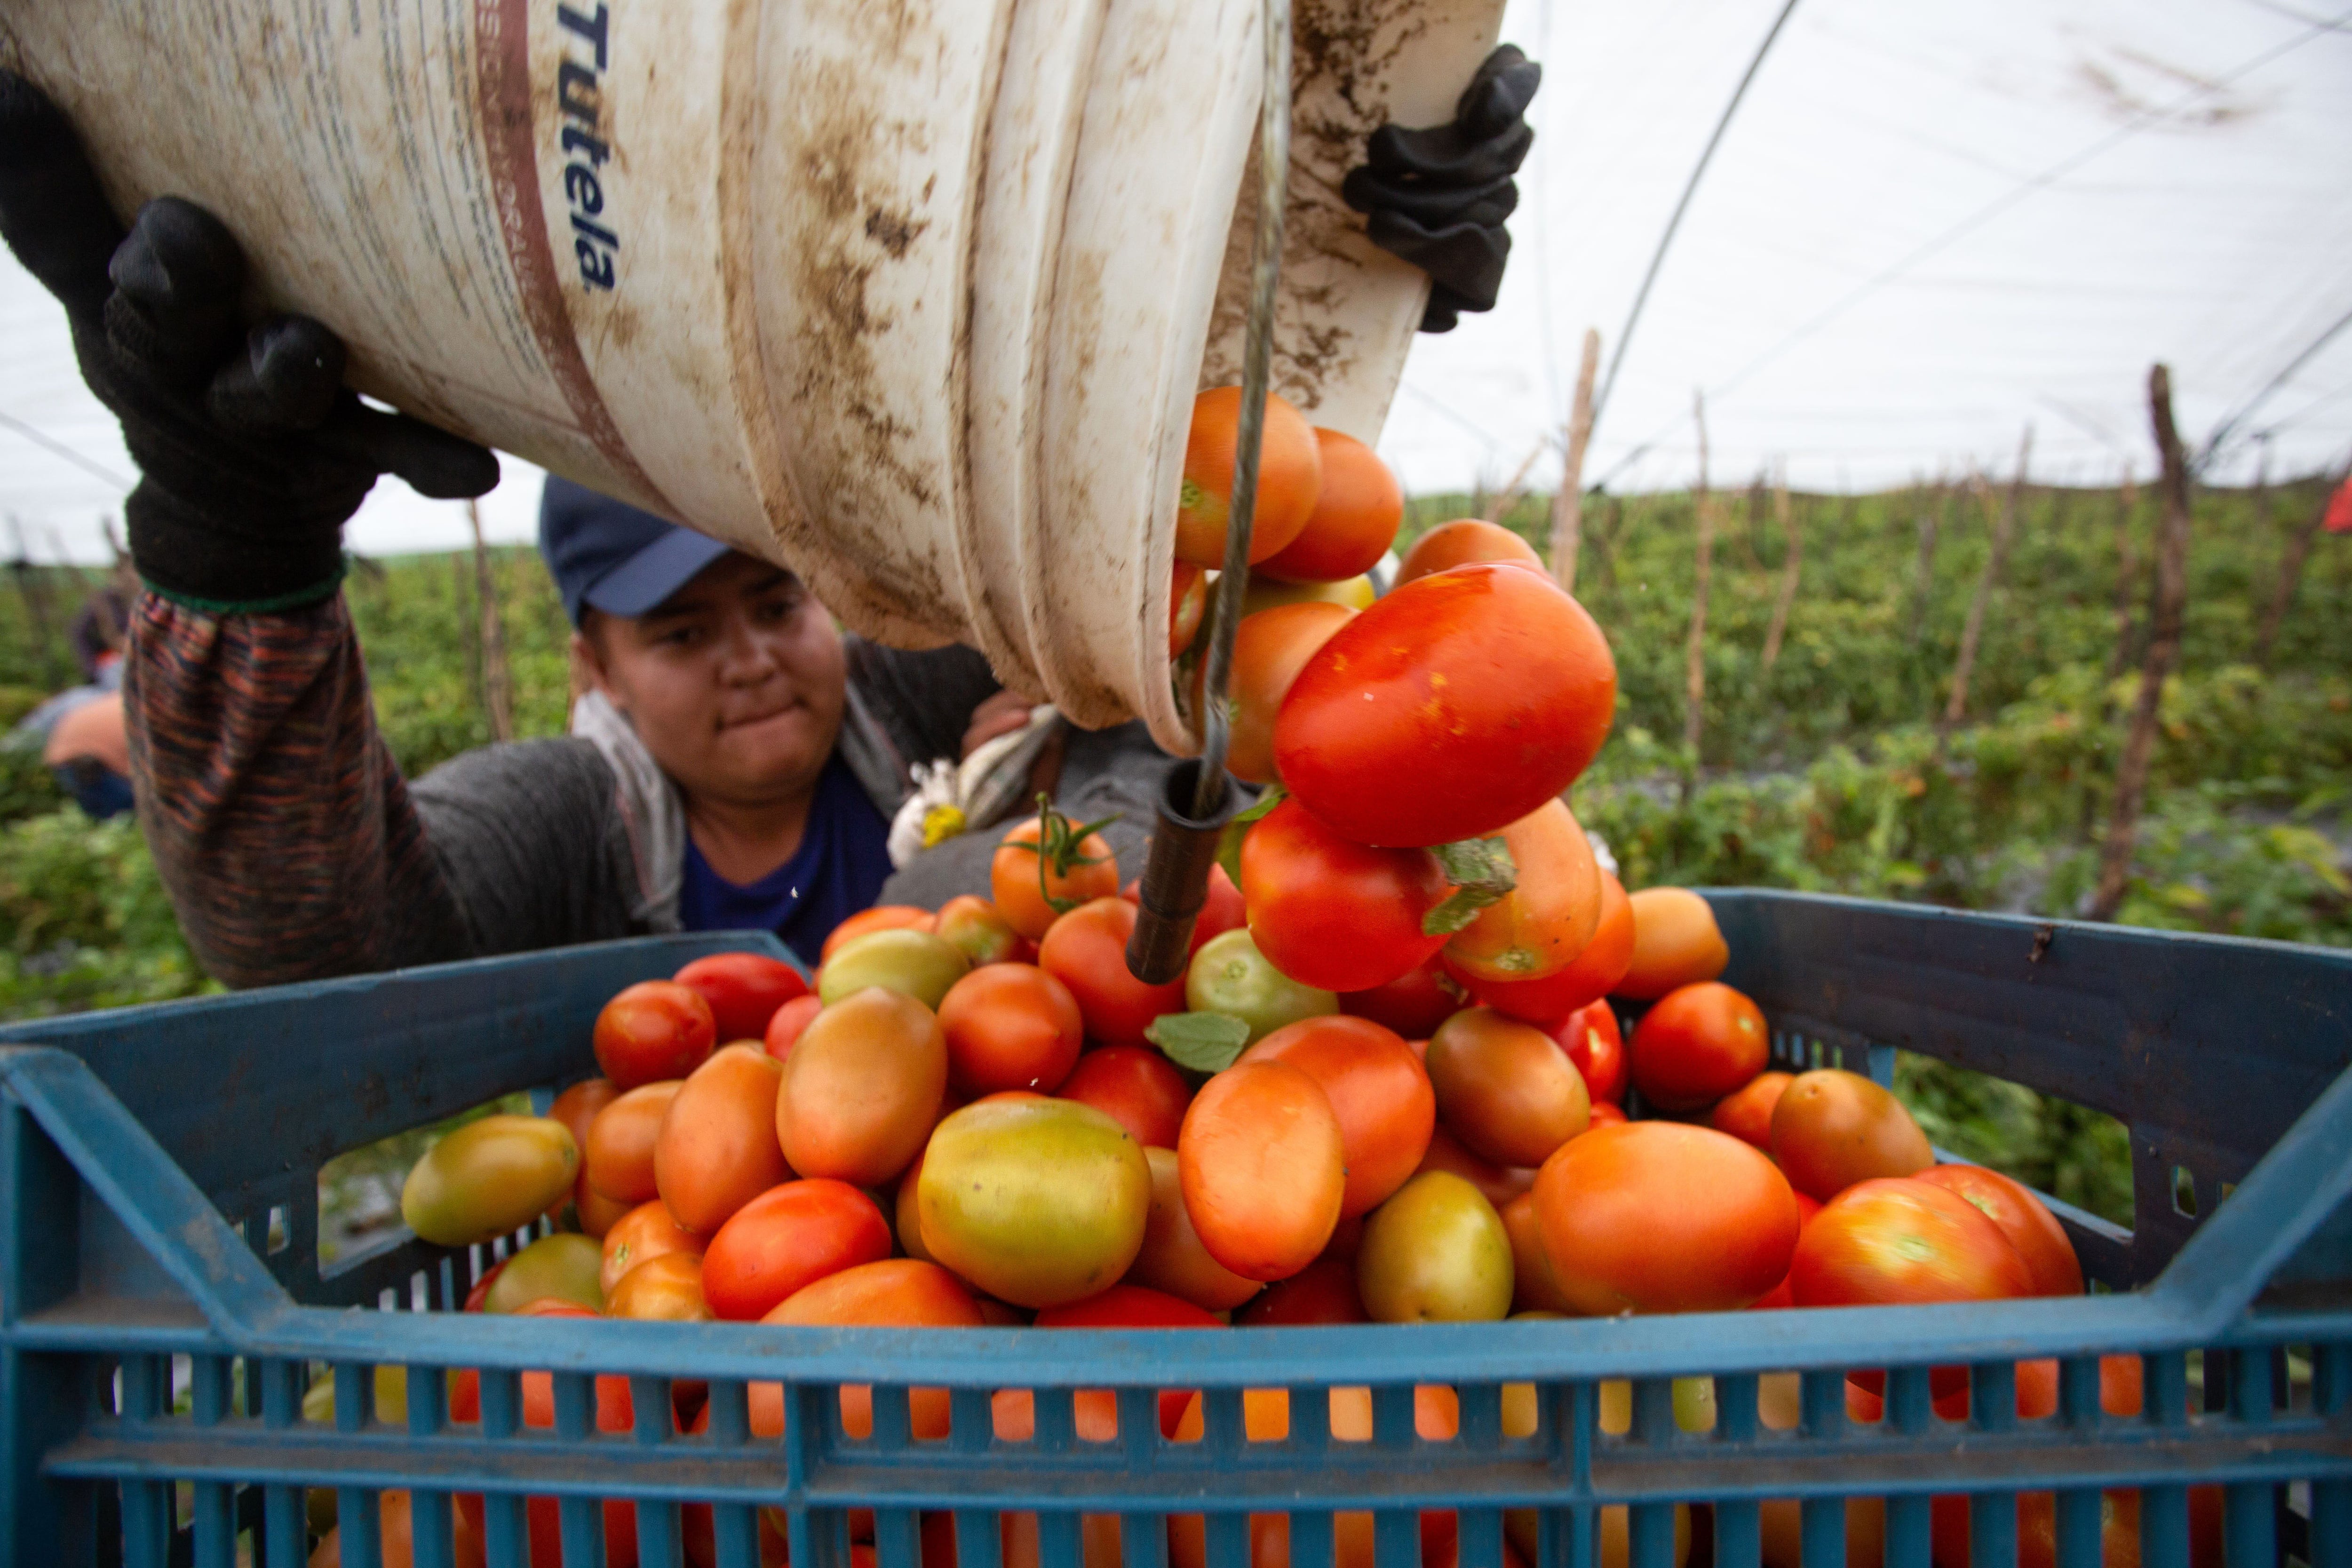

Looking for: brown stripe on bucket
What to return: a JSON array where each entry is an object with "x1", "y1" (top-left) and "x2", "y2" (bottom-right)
[{"x1": 474, "y1": 0, "x2": 677, "y2": 516}]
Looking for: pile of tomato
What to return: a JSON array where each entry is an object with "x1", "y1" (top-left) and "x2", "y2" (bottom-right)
[{"x1": 350, "y1": 388, "x2": 2215, "y2": 1568}]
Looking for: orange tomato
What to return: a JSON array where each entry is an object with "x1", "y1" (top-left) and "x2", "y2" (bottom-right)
[
  {"x1": 1745, "y1": 1189, "x2": 1822, "y2": 1311},
  {"x1": 762, "y1": 994, "x2": 824, "y2": 1062},
  {"x1": 1220, "y1": 602, "x2": 1354, "y2": 784},
  {"x1": 1176, "y1": 385, "x2": 1323, "y2": 567},
  {"x1": 1127, "y1": 1145, "x2": 1263, "y2": 1312},
  {"x1": 671, "y1": 951, "x2": 808, "y2": 1043},
  {"x1": 1242, "y1": 1015, "x2": 1435, "y2": 1219},
  {"x1": 1770, "y1": 1068, "x2": 1933, "y2": 1201},
  {"x1": 308, "y1": 1489, "x2": 490, "y2": 1568},
  {"x1": 1913, "y1": 1163, "x2": 2084, "y2": 1297},
  {"x1": 1453, "y1": 872, "x2": 1635, "y2": 1024},
  {"x1": 601, "y1": 1199, "x2": 706, "y2": 1297},
  {"x1": 547, "y1": 1077, "x2": 618, "y2": 1226},
  {"x1": 1534, "y1": 1122, "x2": 1802, "y2": 1313},
  {"x1": 993, "y1": 814, "x2": 1122, "y2": 943},
  {"x1": 1789, "y1": 1177, "x2": 2034, "y2": 1308},
  {"x1": 605, "y1": 1250, "x2": 711, "y2": 1321},
  {"x1": 1256, "y1": 428, "x2": 1404, "y2": 584},
  {"x1": 1057, "y1": 1043, "x2": 1193, "y2": 1149},
  {"x1": 1233, "y1": 1249, "x2": 1369, "y2": 1325},
  {"x1": 937, "y1": 962, "x2": 1084, "y2": 1095},
  {"x1": 574, "y1": 1182, "x2": 633, "y2": 1239},
  {"x1": 583, "y1": 1081, "x2": 683, "y2": 1205},
  {"x1": 1711, "y1": 1070, "x2": 1793, "y2": 1150},
  {"x1": 1412, "y1": 1122, "x2": 1538, "y2": 1210},
  {"x1": 1629, "y1": 981, "x2": 1768, "y2": 1112},
  {"x1": 703, "y1": 1178, "x2": 894, "y2": 1321},
  {"x1": 1169, "y1": 562, "x2": 1208, "y2": 657},
  {"x1": 592, "y1": 981, "x2": 715, "y2": 1091},
  {"x1": 771, "y1": 1257, "x2": 984, "y2": 1329},
  {"x1": 1615, "y1": 888, "x2": 1729, "y2": 1000},
  {"x1": 1549, "y1": 1000, "x2": 1626, "y2": 1104},
  {"x1": 450, "y1": 1301, "x2": 636, "y2": 1568},
  {"x1": 1339, "y1": 953, "x2": 1466, "y2": 1039},
  {"x1": 1393, "y1": 518, "x2": 1544, "y2": 587},
  {"x1": 1426, "y1": 1008, "x2": 1589, "y2": 1168},
  {"x1": 934, "y1": 895, "x2": 1030, "y2": 969},
  {"x1": 1443, "y1": 801, "x2": 1603, "y2": 984},
  {"x1": 1501, "y1": 1190, "x2": 1572, "y2": 1313},
  {"x1": 1178, "y1": 1061, "x2": 1346, "y2": 1281},
  {"x1": 775, "y1": 989, "x2": 946, "y2": 1187},
  {"x1": 1038, "y1": 898, "x2": 1188, "y2": 1049},
  {"x1": 822, "y1": 905, "x2": 937, "y2": 964},
  {"x1": 655, "y1": 1044, "x2": 789, "y2": 1234}
]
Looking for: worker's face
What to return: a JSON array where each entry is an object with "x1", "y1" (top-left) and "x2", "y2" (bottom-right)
[{"x1": 578, "y1": 553, "x2": 847, "y2": 808}]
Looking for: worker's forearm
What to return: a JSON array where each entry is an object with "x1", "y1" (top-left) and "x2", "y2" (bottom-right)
[{"x1": 126, "y1": 591, "x2": 470, "y2": 988}]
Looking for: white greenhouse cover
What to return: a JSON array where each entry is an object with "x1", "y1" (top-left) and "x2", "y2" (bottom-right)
[{"x1": 0, "y1": 0, "x2": 2346, "y2": 561}]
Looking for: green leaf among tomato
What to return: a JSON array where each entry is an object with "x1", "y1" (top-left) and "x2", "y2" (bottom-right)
[
  {"x1": 1145, "y1": 1010, "x2": 1253, "y2": 1074},
  {"x1": 1422, "y1": 836, "x2": 1518, "y2": 937}
]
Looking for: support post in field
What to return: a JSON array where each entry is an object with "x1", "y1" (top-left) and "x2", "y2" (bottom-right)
[
  {"x1": 1550, "y1": 328, "x2": 1601, "y2": 594},
  {"x1": 1484, "y1": 441, "x2": 1549, "y2": 530},
  {"x1": 2092, "y1": 365, "x2": 2193, "y2": 922},
  {"x1": 1761, "y1": 460, "x2": 1802, "y2": 674},
  {"x1": 2254, "y1": 462, "x2": 2344, "y2": 668},
  {"x1": 2106, "y1": 468, "x2": 2143, "y2": 685},
  {"x1": 1942, "y1": 424, "x2": 2033, "y2": 733},
  {"x1": 1683, "y1": 390, "x2": 1715, "y2": 805},
  {"x1": 469, "y1": 499, "x2": 516, "y2": 745}
]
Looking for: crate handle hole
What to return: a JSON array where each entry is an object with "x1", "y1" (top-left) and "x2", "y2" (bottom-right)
[
  {"x1": 2171, "y1": 1166, "x2": 2199, "y2": 1218},
  {"x1": 266, "y1": 1205, "x2": 290, "y2": 1255}
]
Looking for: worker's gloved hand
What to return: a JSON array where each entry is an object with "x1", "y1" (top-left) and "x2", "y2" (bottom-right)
[
  {"x1": 1343, "y1": 45, "x2": 1542, "y2": 333},
  {"x1": 0, "y1": 72, "x2": 497, "y2": 613}
]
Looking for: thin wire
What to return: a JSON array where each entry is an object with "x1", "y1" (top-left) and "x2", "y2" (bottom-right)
[
  {"x1": 2197, "y1": 297, "x2": 2352, "y2": 472},
  {"x1": 1589, "y1": 2, "x2": 2352, "y2": 490},
  {"x1": 1586, "y1": 0, "x2": 1803, "y2": 444},
  {"x1": 0, "y1": 410, "x2": 133, "y2": 492}
]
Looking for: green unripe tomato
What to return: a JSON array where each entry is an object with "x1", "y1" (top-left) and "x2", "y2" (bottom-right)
[
  {"x1": 917, "y1": 1097, "x2": 1151, "y2": 1308},
  {"x1": 1356, "y1": 1170, "x2": 1513, "y2": 1323},
  {"x1": 482, "y1": 1232, "x2": 605, "y2": 1314},
  {"x1": 819, "y1": 930, "x2": 970, "y2": 1011},
  {"x1": 1185, "y1": 928, "x2": 1338, "y2": 1045},
  {"x1": 400, "y1": 1115, "x2": 578, "y2": 1248}
]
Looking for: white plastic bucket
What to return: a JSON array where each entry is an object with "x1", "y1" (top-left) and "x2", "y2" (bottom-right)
[{"x1": 0, "y1": 0, "x2": 1502, "y2": 749}]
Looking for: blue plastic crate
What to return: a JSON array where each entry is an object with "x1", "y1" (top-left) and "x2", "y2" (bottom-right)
[{"x1": 3, "y1": 892, "x2": 2351, "y2": 1568}]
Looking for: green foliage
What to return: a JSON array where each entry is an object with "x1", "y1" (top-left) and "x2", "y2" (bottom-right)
[{"x1": 0, "y1": 808, "x2": 213, "y2": 1017}]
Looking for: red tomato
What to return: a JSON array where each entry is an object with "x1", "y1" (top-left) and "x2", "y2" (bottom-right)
[
  {"x1": 1581, "y1": 1100, "x2": 1627, "y2": 1132},
  {"x1": 1033, "y1": 1283, "x2": 1221, "y2": 1439},
  {"x1": 1548, "y1": 1001, "x2": 1625, "y2": 1104},
  {"x1": 1339, "y1": 954, "x2": 1466, "y2": 1039},
  {"x1": 1056, "y1": 1044, "x2": 1193, "y2": 1149},
  {"x1": 1790, "y1": 1178, "x2": 2035, "y2": 1308},
  {"x1": 937, "y1": 963, "x2": 1085, "y2": 1095},
  {"x1": 1122, "y1": 864, "x2": 1247, "y2": 957},
  {"x1": 592, "y1": 981, "x2": 716, "y2": 1091},
  {"x1": 702, "y1": 1179, "x2": 894, "y2": 1321},
  {"x1": 1234, "y1": 1249, "x2": 1370, "y2": 1325},
  {"x1": 1037, "y1": 899, "x2": 1187, "y2": 1048},
  {"x1": 1746, "y1": 1190, "x2": 1821, "y2": 1310},
  {"x1": 1629, "y1": 981, "x2": 1769, "y2": 1112},
  {"x1": 1449, "y1": 872, "x2": 1635, "y2": 1023},
  {"x1": 1240, "y1": 796, "x2": 1449, "y2": 993},
  {"x1": 762, "y1": 995, "x2": 824, "y2": 1062},
  {"x1": 671, "y1": 952, "x2": 808, "y2": 1043},
  {"x1": 1273, "y1": 563, "x2": 1618, "y2": 848},
  {"x1": 1913, "y1": 1164, "x2": 2084, "y2": 1297},
  {"x1": 821, "y1": 906, "x2": 936, "y2": 964},
  {"x1": 1710, "y1": 1071, "x2": 1792, "y2": 1150}
]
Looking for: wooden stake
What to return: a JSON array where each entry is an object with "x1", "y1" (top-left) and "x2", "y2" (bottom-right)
[
  {"x1": 1760, "y1": 461, "x2": 1802, "y2": 673},
  {"x1": 468, "y1": 500, "x2": 516, "y2": 744},
  {"x1": 2091, "y1": 367, "x2": 2193, "y2": 920},
  {"x1": 1483, "y1": 440, "x2": 1549, "y2": 529},
  {"x1": 1550, "y1": 328, "x2": 1602, "y2": 593},
  {"x1": 2254, "y1": 463, "x2": 2346, "y2": 668},
  {"x1": 1942, "y1": 426, "x2": 2033, "y2": 731},
  {"x1": 1683, "y1": 390, "x2": 1714, "y2": 803},
  {"x1": 1905, "y1": 478, "x2": 1945, "y2": 648}
]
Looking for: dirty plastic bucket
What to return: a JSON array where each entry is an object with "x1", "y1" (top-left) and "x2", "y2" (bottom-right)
[{"x1": 0, "y1": 0, "x2": 1501, "y2": 749}]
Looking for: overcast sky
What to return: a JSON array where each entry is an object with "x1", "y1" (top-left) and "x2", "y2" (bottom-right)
[{"x1": 0, "y1": 0, "x2": 2345, "y2": 562}]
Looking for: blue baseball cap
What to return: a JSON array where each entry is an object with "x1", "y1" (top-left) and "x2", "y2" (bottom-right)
[{"x1": 538, "y1": 475, "x2": 734, "y2": 628}]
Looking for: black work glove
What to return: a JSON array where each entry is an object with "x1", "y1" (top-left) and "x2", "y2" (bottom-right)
[
  {"x1": 1342, "y1": 45, "x2": 1542, "y2": 333},
  {"x1": 0, "y1": 72, "x2": 497, "y2": 613}
]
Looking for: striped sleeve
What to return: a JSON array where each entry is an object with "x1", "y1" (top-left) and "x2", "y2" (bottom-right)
[{"x1": 124, "y1": 590, "x2": 471, "y2": 988}]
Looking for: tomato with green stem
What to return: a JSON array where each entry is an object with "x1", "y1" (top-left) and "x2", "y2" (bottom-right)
[
  {"x1": 992, "y1": 799, "x2": 1123, "y2": 941},
  {"x1": 1240, "y1": 797, "x2": 1451, "y2": 993}
]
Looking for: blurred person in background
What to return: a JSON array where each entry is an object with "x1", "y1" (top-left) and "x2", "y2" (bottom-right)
[{"x1": 0, "y1": 53, "x2": 1536, "y2": 982}]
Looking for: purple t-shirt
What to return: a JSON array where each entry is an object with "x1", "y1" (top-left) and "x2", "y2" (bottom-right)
[{"x1": 675, "y1": 753, "x2": 894, "y2": 967}]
